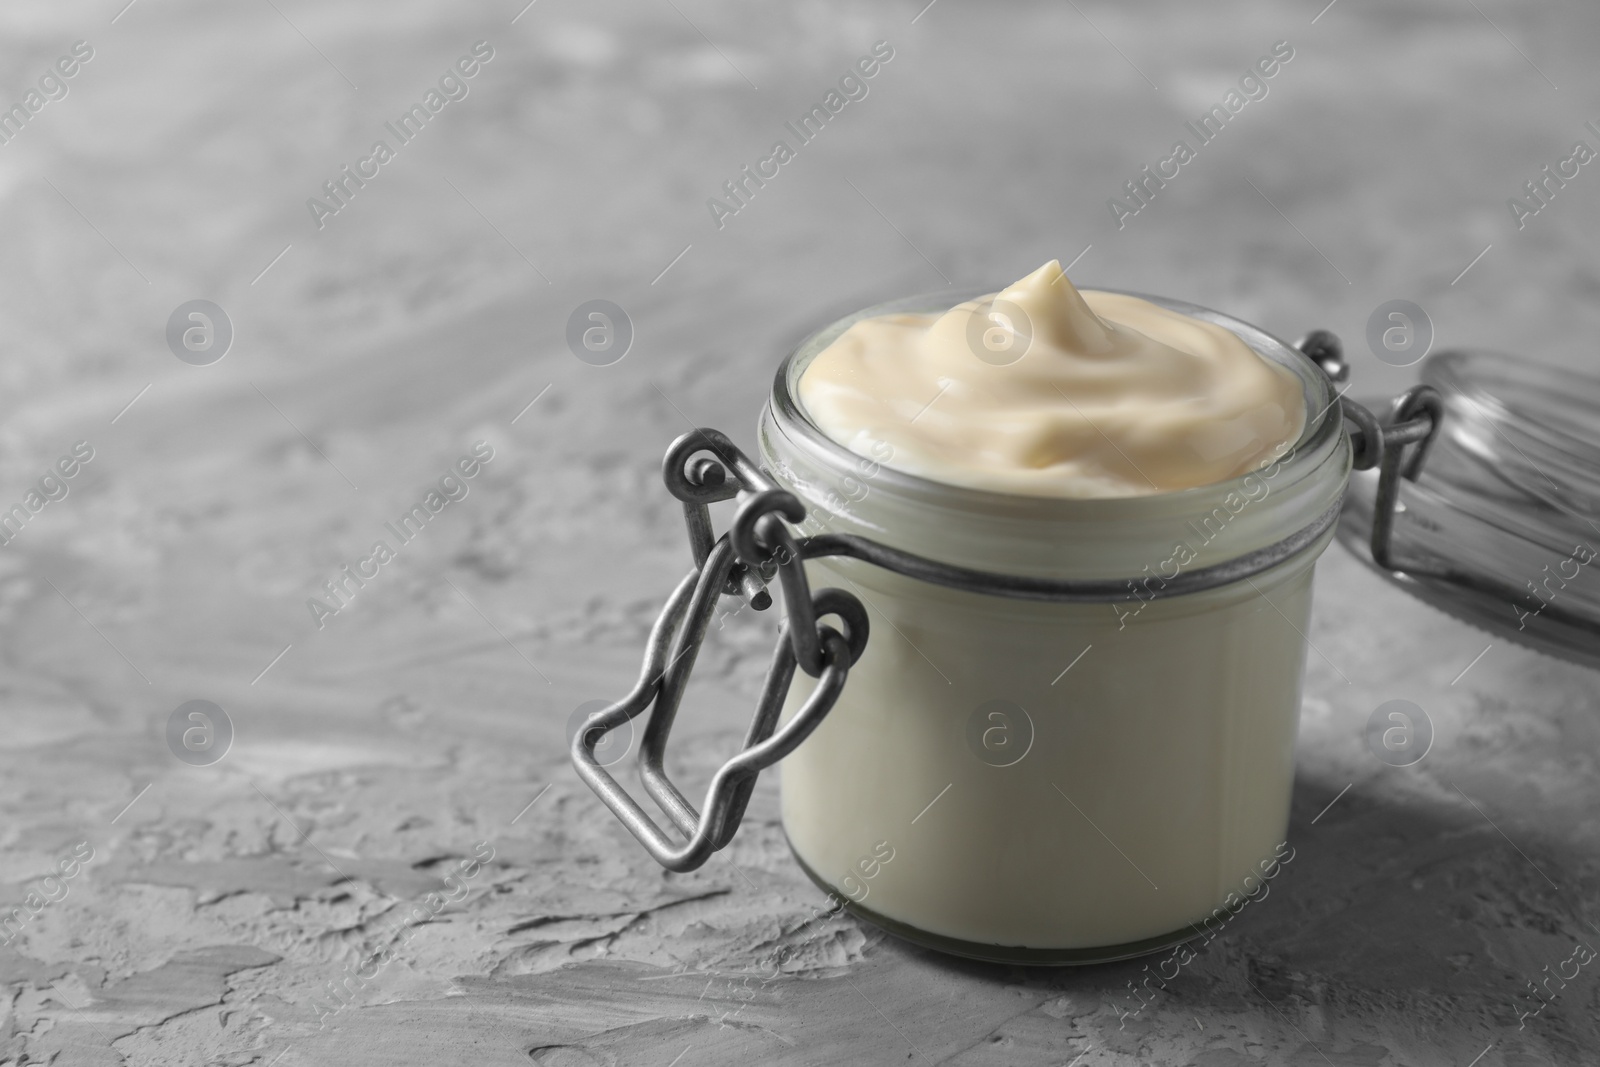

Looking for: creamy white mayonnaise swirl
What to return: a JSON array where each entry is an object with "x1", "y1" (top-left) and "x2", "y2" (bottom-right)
[{"x1": 797, "y1": 261, "x2": 1306, "y2": 497}]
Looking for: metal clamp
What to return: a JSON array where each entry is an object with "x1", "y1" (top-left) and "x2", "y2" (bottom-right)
[
  {"x1": 1296, "y1": 330, "x2": 1445, "y2": 571},
  {"x1": 574, "y1": 332, "x2": 1445, "y2": 873},
  {"x1": 571, "y1": 430, "x2": 869, "y2": 872}
]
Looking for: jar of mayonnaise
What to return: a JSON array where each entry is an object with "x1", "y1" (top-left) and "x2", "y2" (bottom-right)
[
  {"x1": 572, "y1": 261, "x2": 1438, "y2": 965},
  {"x1": 754, "y1": 263, "x2": 1345, "y2": 962}
]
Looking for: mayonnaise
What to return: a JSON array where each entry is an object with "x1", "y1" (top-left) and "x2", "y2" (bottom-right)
[
  {"x1": 764, "y1": 269, "x2": 1346, "y2": 960},
  {"x1": 778, "y1": 556, "x2": 1317, "y2": 955},
  {"x1": 797, "y1": 261, "x2": 1305, "y2": 497}
]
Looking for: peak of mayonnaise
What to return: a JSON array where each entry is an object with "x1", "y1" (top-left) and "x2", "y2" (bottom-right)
[{"x1": 796, "y1": 261, "x2": 1306, "y2": 498}]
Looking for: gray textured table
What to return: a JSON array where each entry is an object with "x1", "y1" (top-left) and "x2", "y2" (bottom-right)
[{"x1": 3, "y1": 0, "x2": 1599, "y2": 1064}]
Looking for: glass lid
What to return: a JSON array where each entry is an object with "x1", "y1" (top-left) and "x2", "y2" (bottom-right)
[{"x1": 1337, "y1": 349, "x2": 1600, "y2": 670}]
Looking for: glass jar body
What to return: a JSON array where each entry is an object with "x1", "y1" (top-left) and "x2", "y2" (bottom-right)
[
  {"x1": 775, "y1": 546, "x2": 1322, "y2": 961},
  {"x1": 759, "y1": 288, "x2": 1349, "y2": 963}
]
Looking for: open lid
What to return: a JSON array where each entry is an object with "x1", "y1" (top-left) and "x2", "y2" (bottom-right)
[{"x1": 1336, "y1": 349, "x2": 1600, "y2": 670}]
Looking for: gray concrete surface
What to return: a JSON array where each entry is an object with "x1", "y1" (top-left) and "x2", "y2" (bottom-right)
[{"x1": 2, "y1": 0, "x2": 1599, "y2": 1064}]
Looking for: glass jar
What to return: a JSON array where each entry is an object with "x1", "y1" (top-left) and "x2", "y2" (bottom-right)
[{"x1": 758, "y1": 288, "x2": 1350, "y2": 963}]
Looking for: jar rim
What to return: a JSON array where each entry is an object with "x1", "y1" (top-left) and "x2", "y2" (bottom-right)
[{"x1": 767, "y1": 284, "x2": 1345, "y2": 520}]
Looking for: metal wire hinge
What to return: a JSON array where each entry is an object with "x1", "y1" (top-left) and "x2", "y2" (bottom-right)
[
  {"x1": 1295, "y1": 330, "x2": 1445, "y2": 571},
  {"x1": 570, "y1": 429, "x2": 868, "y2": 872}
]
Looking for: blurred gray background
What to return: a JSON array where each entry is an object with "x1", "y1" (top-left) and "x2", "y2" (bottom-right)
[{"x1": 2, "y1": 1, "x2": 1599, "y2": 1064}]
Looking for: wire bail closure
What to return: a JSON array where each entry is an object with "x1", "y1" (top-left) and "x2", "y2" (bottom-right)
[
  {"x1": 572, "y1": 334, "x2": 1445, "y2": 873},
  {"x1": 1296, "y1": 330, "x2": 1445, "y2": 571},
  {"x1": 570, "y1": 429, "x2": 869, "y2": 872}
]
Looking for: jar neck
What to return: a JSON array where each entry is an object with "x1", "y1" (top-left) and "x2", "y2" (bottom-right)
[{"x1": 758, "y1": 288, "x2": 1350, "y2": 582}]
